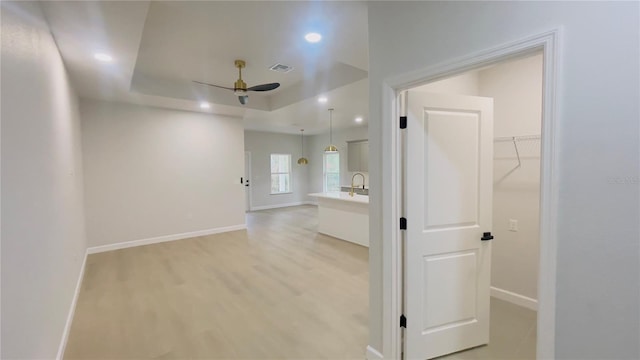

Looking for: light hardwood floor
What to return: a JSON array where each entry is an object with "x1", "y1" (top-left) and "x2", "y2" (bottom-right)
[{"x1": 65, "y1": 205, "x2": 369, "y2": 359}]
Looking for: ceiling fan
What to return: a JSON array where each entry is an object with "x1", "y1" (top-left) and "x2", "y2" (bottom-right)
[{"x1": 193, "y1": 60, "x2": 280, "y2": 105}]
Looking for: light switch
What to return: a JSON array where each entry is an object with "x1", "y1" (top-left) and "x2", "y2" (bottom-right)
[{"x1": 509, "y1": 219, "x2": 518, "y2": 232}]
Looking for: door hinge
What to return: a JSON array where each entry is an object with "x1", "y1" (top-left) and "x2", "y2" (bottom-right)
[
  {"x1": 400, "y1": 217, "x2": 407, "y2": 230},
  {"x1": 399, "y1": 116, "x2": 407, "y2": 129},
  {"x1": 400, "y1": 314, "x2": 407, "y2": 328}
]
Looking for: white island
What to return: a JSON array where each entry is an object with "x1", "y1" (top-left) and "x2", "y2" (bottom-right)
[{"x1": 308, "y1": 192, "x2": 369, "y2": 247}]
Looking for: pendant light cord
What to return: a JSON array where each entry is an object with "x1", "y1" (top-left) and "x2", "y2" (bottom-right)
[{"x1": 329, "y1": 108, "x2": 334, "y2": 144}]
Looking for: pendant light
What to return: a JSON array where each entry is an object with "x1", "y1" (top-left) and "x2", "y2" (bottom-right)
[
  {"x1": 297, "y1": 129, "x2": 309, "y2": 165},
  {"x1": 324, "y1": 108, "x2": 338, "y2": 153}
]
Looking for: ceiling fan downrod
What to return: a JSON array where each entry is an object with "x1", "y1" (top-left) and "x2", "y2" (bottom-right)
[{"x1": 234, "y1": 59, "x2": 247, "y2": 93}]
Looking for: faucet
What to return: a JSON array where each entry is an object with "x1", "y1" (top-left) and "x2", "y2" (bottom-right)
[{"x1": 349, "y1": 173, "x2": 366, "y2": 197}]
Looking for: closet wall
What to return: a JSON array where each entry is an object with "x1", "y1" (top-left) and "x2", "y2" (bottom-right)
[{"x1": 482, "y1": 54, "x2": 543, "y2": 306}]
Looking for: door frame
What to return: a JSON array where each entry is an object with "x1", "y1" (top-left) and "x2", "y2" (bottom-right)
[
  {"x1": 244, "y1": 151, "x2": 252, "y2": 212},
  {"x1": 381, "y1": 29, "x2": 561, "y2": 359}
]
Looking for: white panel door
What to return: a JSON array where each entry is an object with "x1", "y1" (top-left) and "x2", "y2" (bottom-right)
[{"x1": 405, "y1": 91, "x2": 493, "y2": 359}]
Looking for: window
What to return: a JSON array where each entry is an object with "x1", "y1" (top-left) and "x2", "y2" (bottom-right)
[
  {"x1": 270, "y1": 154, "x2": 291, "y2": 194},
  {"x1": 323, "y1": 153, "x2": 340, "y2": 192}
]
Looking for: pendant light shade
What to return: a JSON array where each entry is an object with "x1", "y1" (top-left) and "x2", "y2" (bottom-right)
[
  {"x1": 297, "y1": 129, "x2": 308, "y2": 165},
  {"x1": 324, "y1": 144, "x2": 338, "y2": 152},
  {"x1": 324, "y1": 108, "x2": 338, "y2": 153}
]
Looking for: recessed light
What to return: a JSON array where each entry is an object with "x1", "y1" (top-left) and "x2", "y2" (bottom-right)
[
  {"x1": 355, "y1": 117, "x2": 363, "y2": 123},
  {"x1": 318, "y1": 96, "x2": 328, "y2": 103},
  {"x1": 200, "y1": 102, "x2": 211, "y2": 109},
  {"x1": 93, "y1": 53, "x2": 113, "y2": 62},
  {"x1": 305, "y1": 32, "x2": 322, "y2": 43}
]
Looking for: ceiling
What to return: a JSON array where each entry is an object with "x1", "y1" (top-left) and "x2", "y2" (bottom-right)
[{"x1": 40, "y1": 1, "x2": 370, "y2": 135}]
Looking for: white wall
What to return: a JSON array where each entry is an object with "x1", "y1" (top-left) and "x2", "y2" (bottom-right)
[
  {"x1": 416, "y1": 71, "x2": 480, "y2": 95},
  {"x1": 245, "y1": 126, "x2": 368, "y2": 208},
  {"x1": 368, "y1": 2, "x2": 639, "y2": 359},
  {"x1": 481, "y1": 54, "x2": 543, "y2": 302},
  {"x1": 80, "y1": 99, "x2": 245, "y2": 247},
  {"x1": 1, "y1": 2, "x2": 88, "y2": 358},
  {"x1": 307, "y1": 126, "x2": 369, "y2": 199},
  {"x1": 244, "y1": 130, "x2": 311, "y2": 209}
]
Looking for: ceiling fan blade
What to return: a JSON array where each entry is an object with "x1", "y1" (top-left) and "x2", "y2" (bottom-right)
[
  {"x1": 238, "y1": 95, "x2": 248, "y2": 105},
  {"x1": 192, "y1": 80, "x2": 235, "y2": 91},
  {"x1": 247, "y1": 83, "x2": 280, "y2": 92}
]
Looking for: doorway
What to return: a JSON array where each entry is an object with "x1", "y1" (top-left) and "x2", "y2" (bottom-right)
[
  {"x1": 382, "y1": 31, "x2": 559, "y2": 360},
  {"x1": 404, "y1": 52, "x2": 543, "y2": 359},
  {"x1": 244, "y1": 151, "x2": 252, "y2": 212}
]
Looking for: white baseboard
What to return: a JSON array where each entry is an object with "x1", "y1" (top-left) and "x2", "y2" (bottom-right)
[
  {"x1": 87, "y1": 224, "x2": 247, "y2": 254},
  {"x1": 57, "y1": 249, "x2": 88, "y2": 360},
  {"x1": 491, "y1": 286, "x2": 538, "y2": 311},
  {"x1": 366, "y1": 345, "x2": 384, "y2": 360},
  {"x1": 250, "y1": 201, "x2": 316, "y2": 211}
]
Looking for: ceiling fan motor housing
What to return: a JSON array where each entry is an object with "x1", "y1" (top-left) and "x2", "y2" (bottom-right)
[{"x1": 234, "y1": 78, "x2": 247, "y2": 92}]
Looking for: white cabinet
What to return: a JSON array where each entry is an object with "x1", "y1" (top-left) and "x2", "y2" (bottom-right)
[
  {"x1": 347, "y1": 140, "x2": 369, "y2": 172},
  {"x1": 360, "y1": 142, "x2": 369, "y2": 172},
  {"x1": 348, "y1": 142, "x2": 360, "y2": 171}
]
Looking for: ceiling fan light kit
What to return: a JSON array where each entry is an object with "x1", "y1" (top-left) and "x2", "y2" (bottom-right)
[{"x1": 193, "y1": 59, "x2": 280, "y2": 105}]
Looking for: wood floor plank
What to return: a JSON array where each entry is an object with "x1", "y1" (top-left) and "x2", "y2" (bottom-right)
[{"x1": 65, "y1": 205, "x2": 369, "y2": 359}]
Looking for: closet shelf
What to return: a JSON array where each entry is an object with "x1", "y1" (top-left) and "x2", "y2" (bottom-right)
[
  {"x1": 494, "y1": 134, "x2": 540, "y2": 167},
  {"x1": 494, "y1": 134, "x2": 541, "y2": 143}
]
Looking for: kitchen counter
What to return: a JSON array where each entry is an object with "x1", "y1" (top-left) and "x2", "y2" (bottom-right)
[
  {"x1": 308, "y1": 192, "x2": 369, "y2": 204},
  {"x1": 308, "y1": 192, "x2": 369, "y2": 247}
]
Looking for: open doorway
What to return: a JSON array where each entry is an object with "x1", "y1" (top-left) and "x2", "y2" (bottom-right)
[
  {"x1": 377, "y1": 30, "x2": 560, "y2": 360},
  {"x1": 244, "y1": 151, "x2": 252, "y2": 212},
  {"x1": 396, "y1": 45, "x2": 552, "y2": 360}
]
